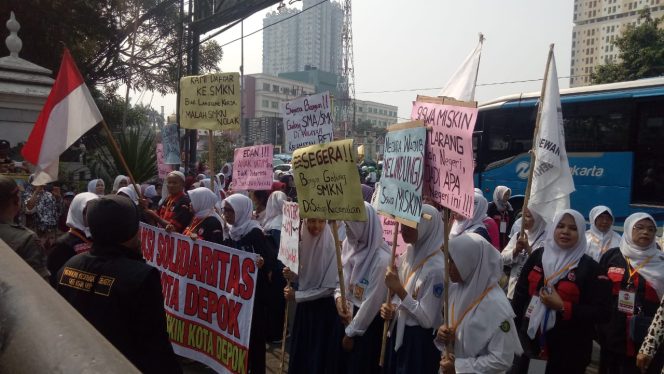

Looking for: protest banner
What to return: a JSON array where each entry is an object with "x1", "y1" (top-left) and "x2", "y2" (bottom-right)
[
  {"x1": 375, "y1": 121, "x2": 425, "y2": 227},
  {"x1": 281, "y1": 91, "x2": 334, "y2": 153},
  {"x1": 292, "y1": 138, "x2": 366, "y2": 221},
  {"x1": 156, "y1": 144, "x2": 172, "y2": 179},
  {"x1": 162, "y1": 122, "x2": 181, "y2": 165},
  {"x1": 139, "y1": 223, "x2": 258, "y2": 374},
  {"x1": 179, "y1": 73, "x2": 240, "y2": 131},
  {"x1": 411, "y1": 96, "x2": 477, "y2": 218},
  {"x1": 232, "y1": 144, "x2": 273, "y2": 190},
  {"x1": 277, "y1": 201, "x2": 300, "y2": 273},
  {"x1": 380, "y1": 215, "x2": 407, "y2": 257}
]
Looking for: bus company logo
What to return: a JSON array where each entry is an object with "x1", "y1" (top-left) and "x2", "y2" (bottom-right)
[
  {"x1": 569, "y1": 165, "x2": 604, "y2": 177},
  {"x1": 516, "y1": 162, "x2": 530, "y2": 180}
]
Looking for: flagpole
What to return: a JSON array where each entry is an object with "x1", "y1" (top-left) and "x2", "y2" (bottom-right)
[
  {"x1": 520, "y1": 44, "x2": 554, "y2": 237},
  {"x1": 101, "y1": 119, "x2": 142, "y2": 198}
]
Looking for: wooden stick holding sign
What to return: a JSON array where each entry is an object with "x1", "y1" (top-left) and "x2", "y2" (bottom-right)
[
  {"x1": 331, "y1": 220, "x2": 349, "y2": 317},
  {"x1": 279, "y1": 280, "x2": 291, "y2": 374},
  {"x1": 101, "y1": 119, "x2": 143, "y2": 199},
  {"x1": 379, "y1": 221, "x2": 400, "y2": 367},
  {"x1": 208, "y1": 130, "x2": 215, "y2": 191},
  {"x1": 442, "y1": 207, "x2": 453, "y2": 354}
]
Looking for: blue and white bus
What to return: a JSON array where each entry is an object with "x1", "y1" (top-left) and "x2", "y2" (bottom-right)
[{"x1": 474, "y1": 77, "x2": 664, "y2": 226}]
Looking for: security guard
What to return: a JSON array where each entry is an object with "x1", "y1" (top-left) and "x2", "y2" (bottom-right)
[
  {"x1": 0, "y1": 175, "x2": 49, "y2": 279},
  {"x1": 56, "y1": 194, "x2": 181, "y2": 373}
]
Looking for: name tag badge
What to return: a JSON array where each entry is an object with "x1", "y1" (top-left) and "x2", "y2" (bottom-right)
[
  {"x1": 618, "y1": 289, "x2": 636, "y2": 314},
  {"x1": 500, "y1": 220, "x2": 507, "y2": 233},
  {"x1": 353, "y1": 279, "x2": 368, "y2": 301},
  {"x1": 526, "y1": 296, "x2": 540, "y2": 319}
]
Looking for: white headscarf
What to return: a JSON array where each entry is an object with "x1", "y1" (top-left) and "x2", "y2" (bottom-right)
[
  {"x1": 528, "y1": 209, "x2": 587, "y2": 339},
  {"x1": 224, "y1": 194, "x2": 262, "y2": 241},
  {"x1": 585, "y1": 205, "x2": 621, "y2": 262},
  {"x1": 162, "y1": 171, "x2": 186, "y2": 203},
  {"x1": 144, "y1": 185, "x2": 158, "y2": 198},
  {"x1": 87, "y1": 179, "x2": 105, "y2": 195},
  {"x1": 449, "y1": 234, "x2": 519, "y2": 357},
  {"x1": 492, "y1": 185, "x2": 513, "y2": 212},
  {"x1": 263, "y1": 191, "x2": 287, "y2": 232},
  {"x1": 201, "y1": 176, "x2": 223, "y2": 200},
  {"x1": 395, "y1": 204, "x2": 445, "y2": 350},
  {"x1": 504, "y1": 208, "x2": 547, "y2": 251},
  {"x1": 66, "y1": 192, "x2": 98, "y2": 235},
  {"x1": 450, "y1": 192, "x2": 488, "y2": 237},
  {"x1": 189, "y1": 187, "x2": 223, "y2": 224},
  {"x1": 117, "y1": 185, "x2": 139, "y2": 205},
  {"x1": 299, "y1": 219, "x2": 337, "y2": 291},
  {"x1": 341, "y1": 202, "x2": 390, "y2": 286},
  {"x1": 619, "y1": 213, "x2": 664, "y2": 299},
  {"x1": 112, "y1": 175, "x2": 128, "y2": 193}
]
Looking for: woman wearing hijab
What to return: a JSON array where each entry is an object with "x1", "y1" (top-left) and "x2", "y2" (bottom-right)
[
  {"x1": 511, "y1": 209, "x2": 611, "y2": 374},
  {"x1": 111, "y1": 175, "x2": 128, "y2": 194},
  {"x1": 182, "y1": 187, "x2": 223, "y2": 243},
  {"x1": 117, "y1": 185, "x2": 139, "y2": 205},
  {"x1": 488, "y1": 186, "x2": 516, "y2": 248},
  {"x1": 87, "y1": 179, "x2": 105, "y2": 196},
  {"x1": 283, "y1": 218, "x2": 340, "y2": 374},
  {"x1": 335, "y1": 202, "x2": 390, "y2": 373},
  {"x1": 598, "y1": 213, "x2": 664, "y2": 374},
  {"x1": 263, "y1": 191, "x2": 287, "y2": 246},
  {"x1": 501, "y1": 207, "x2": 547, "y2": 300},
  {"x1": 222, "y1": 194, "x2": 278, "y2": 374},
  {"x1": 436, "y1": 233, "x2": 523, "y2": 374},
  {"x1": 250, "y1": 190, "x2": 270, "y2": 225},
  {"x1": 450, "y1": 192, "x2": 491, "y2": 242},
  {"x1": 47, "y1": 192, "x2": 98, "y2": 286},
  {"x1": 585, "y1": 205, "x2": 621, "y2": 262},
  {"x1": 149, "y1": 171, "x2": 192, "y2": 233},
  {"x1": 380, "y1": 204, "x2": 446, "y2": 374}
]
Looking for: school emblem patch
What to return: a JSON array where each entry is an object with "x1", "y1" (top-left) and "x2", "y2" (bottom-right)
[
  {"x1": 500, "y1": 320, "x2": 510, "y2": 333},
  {"x1": 433, "y1": 283, "x2": 443, "y2": 298}
]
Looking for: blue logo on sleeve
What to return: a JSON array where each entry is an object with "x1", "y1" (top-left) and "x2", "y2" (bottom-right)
[{"x1": 433, "y1": 283, "x2": 444, "y2": 298}]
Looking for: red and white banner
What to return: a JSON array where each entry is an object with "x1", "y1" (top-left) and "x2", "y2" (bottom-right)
[{"x1": 140, "y1": 223, "x2": 258, "y2": 374}]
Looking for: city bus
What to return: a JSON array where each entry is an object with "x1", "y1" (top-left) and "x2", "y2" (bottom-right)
[{"x1": 474, "y1": 77, "x2": 664, "y2": 226}]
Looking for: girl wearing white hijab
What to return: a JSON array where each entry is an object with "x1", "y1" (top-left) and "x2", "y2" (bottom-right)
[
  {"x1": 222, "y1": 193, "x2": 277, "y2": 374},
  {"x1": 511, "y1": 209, "x2": 610, "y2": 374},
  {"x1": 263, "y1": 191, "x2": 287, "y2": 243},
  {"x1": 488, "y1": 186, "x2": 516, "y2": 248},
  {"x1": 117, "y1": 185, "x2": 139, "y2": 205},
  {"x1": 450, "y1": 191, "x2": 490, "y2": 242},
  {"x1": 437, "y1": 233, "x2": 523, "y2": 374},
  {"x1": 335, "y1": 202, "x2": 390, "y2": 373},
  {"x1": 111, "y1": 175, "x2": 128, "y2": 194},
  {"x1": 47, "y1": 192, "x2": 98, "y2": 286},
  {"x1": 283, "y1": 218, "x2": 340, "y2": 373},
  {"x1": 585, "y1": 205, "x2": 621, "y2": 262},
  {"x1": 87, "y1": 179, "x2": 105, "y2": 196},
  {"x1": 182, "y1": 187, "x2": 223, "y2": 243},
  {"x1": 501, "y1": 207, "x2": 547, "y2": 300},
  {"x1": 380, "y1": 204, "x2": 446, "y2": 374},
  {"x1": 598, "y1": 213, "x2": 664, "y2": 374}
]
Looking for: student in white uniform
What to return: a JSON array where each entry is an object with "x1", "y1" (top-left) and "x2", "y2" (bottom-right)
[
  {"x1": 335, "y1": 201, "x2": 390, "y2": 373},
  {"x1": 380, "y1": 204, "x2": 446, "y2": 374},
  {"x1": 585, "y1": 205, "x2": 621, "y2": 262},
  {"x1": 437, "y1": 233, "x2": 523, "y2": 374}
]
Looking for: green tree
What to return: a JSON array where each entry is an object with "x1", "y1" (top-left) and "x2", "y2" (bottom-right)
[{"x1": 591, "y1": 7, "x2": 664, "y2": 84}]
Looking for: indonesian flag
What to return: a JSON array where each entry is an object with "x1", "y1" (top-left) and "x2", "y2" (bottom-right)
[
  {"x1": 22, "y1": 49, "x2": 102, "y2": 185},
  {"x1": 438, "y1": 34, "x2": 484, "y2": 101}
]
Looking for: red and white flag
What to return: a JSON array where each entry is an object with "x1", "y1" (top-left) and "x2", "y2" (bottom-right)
[{"x1": 22, "y1": 49, "x2": 102, "y2": 185}]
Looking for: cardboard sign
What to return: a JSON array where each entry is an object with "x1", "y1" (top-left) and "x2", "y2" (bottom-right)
[
  {"x1": 232, "y1": 145, "x2": 273, "y2": 190},
  {"x1": 277, "y1": 201, "x2": 300, "y2": 273},
  {"x1": 140, "y1": 223, "x2": 257, "y2": 374},
  {"x1": 411, "y1": 96, "x2": 477, "y2": 218},
  {"x1": 292, "y1": 139, "x2": 366, "y2": 221},
  {"x1": 156, "y1": 144, "x2": 172, "y2": 179},
  {"x1": 179, "y1": 73, "x2": 240, "y2": 131},
  {"x1": 376, "y1": 122, "x2": 426, "y2": 227},
  {"x1": 162, "y1": 123, "x2": 181, "y2": 165},
  {"x1": 281, "y1": 92, "x2": 334, "y2": 153},
  {"x1": 381, "y1": 215, "x2": 407, "y2": 257}
]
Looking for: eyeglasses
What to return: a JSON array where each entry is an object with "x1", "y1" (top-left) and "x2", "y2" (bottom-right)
[{"x1": 634, "y1": 225, "x2": 657, "y2": 234}]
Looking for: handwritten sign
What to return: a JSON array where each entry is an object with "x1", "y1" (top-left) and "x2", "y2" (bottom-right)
[
  {"x1": 411, "y1": 96, "x2": 477, "y2": 218},
  {"x1": 278, "y1": 202, "x2": 300, "y2": 273},
  {"x1": 376, "y1": 123, "x2": 425, "y2": 226},
  {"x1": 162, "y1": 123, "x2": 181, "y2": 165},
  {"x1": 292, "y1": 139, "x2": 366, "y2": 221},
  {"x1": 140, "y1": 223, "x2": 257, "y2": 374},
  {"x1": 232, "y1": 144, "x2": 273, "y2": 190},
  {"x1": 281, "y1": 91, "x2": 334, "y2": 152},
  {"x1": 156, "y1": 144, "x2": 172, "y2": 179},
  {"x1": 381, "y1": 216, "x2": 407, "y2": 257},
  {"x1": 179, "y1": 73, "x2": 240, "y2": 131}
]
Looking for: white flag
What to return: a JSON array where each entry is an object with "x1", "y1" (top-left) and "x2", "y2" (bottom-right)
[
  {"x1": 528, "y1": 50, "x2": 575, "y2": 223},
  {"x1": 438, "y1": 35, "x2": 483, "y2": 101}
]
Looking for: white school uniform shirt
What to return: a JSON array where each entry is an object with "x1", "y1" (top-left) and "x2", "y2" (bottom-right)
[
  {"x1": 585, "y1": 229, "x2": 621, "y2": 262},
  {"x1": 501, "y1": 231, "x2": 546, "y2": 299}
]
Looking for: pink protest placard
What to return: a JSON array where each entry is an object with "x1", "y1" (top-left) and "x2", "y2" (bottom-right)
[
  {"x1": 232, "y1": 144, "x2": 273, "y2": 190},
  {"x1": 156, "y1": 143, "x2": 172, "y2": 179},
  {"x1": 278, "y1": 202, "x2": 300, "y2": 273},
  {"x1": 381, "y1": 215, "x2": 407, "y2": 257},
  {"x1": 411, "y1": 97, "x2": 477, "y2": 218}
]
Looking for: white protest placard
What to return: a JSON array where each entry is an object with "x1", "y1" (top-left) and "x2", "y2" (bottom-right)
[
  {"x1": 232, "y1": 144, "x2": 273, "y2": 190},
  {"x1": 179, "y1": 73, "x2": 240, "y2": 132},
  {"x1": 162, "y1": 122, "x2": 181, "y2": 165},
  {"x1": 277, "y1": 201, "x2": 300, "y2": 273},
  {"x1": 139, "y1": 223, "x2": 258, "y2": 374},
  {"x1": 281, "y1": 91, "x2": 334, "y2": 153}
]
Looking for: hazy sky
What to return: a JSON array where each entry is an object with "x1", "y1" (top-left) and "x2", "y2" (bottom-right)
[{"x1": 144, "y1": 0, "x2": 574, "y2": 122}]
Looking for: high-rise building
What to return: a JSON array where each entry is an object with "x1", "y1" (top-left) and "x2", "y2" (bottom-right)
[
  {"x1": 570, "y1": 0, "x2": 664, "y2": 87},
  {"x1": 262, "y1": 0, "x2": 343, "y2": 76}
]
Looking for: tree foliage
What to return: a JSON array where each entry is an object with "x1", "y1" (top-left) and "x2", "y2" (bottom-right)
[{"x1": 591, "y1": 7, "x2": 664, "y2": 84}]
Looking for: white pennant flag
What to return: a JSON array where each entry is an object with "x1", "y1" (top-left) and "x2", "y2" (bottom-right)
[
  {"x1": 438, "y1": 34, "x2": 484, "y2": 101},
  {"x1": 528, "y1": 49, "x2": 575, "y2": 223}
]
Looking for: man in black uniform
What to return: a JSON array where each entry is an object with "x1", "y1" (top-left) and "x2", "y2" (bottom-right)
[{"x1": 56, "y1": 195, "x2": 181, "y2": 373}]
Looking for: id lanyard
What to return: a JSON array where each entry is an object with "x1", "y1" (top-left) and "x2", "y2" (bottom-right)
[
  {"x1": 451, "y1": 286, "x2": 494, "y2": 331},
  {"x1": 625, "y1": 256, "x2": 655, "y2": 287}
]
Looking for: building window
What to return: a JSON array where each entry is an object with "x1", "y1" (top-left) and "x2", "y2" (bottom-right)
[
  {"x1": 263, "y1": 83, "x2": 270, "y2": 91},
  {"x1": 271, "y1": 101, "x2": 279, "y2": 109},
  {"x1": 272, "y1": 85, "x2": 279, "y2": 92},
  {"x1": 262, "y1": 99, "x2": 269, "y2": 108}
]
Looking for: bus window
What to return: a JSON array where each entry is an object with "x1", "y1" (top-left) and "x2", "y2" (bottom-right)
[
  {"x1": 481, "y1": 107, "x2": 535, "y2": 166},
  {"x1": 633, "y1": 102, "x2": 664, "y2": 205},
  {"x1": 562, "y1": 101, "x2": 631, "y2": 152}
]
